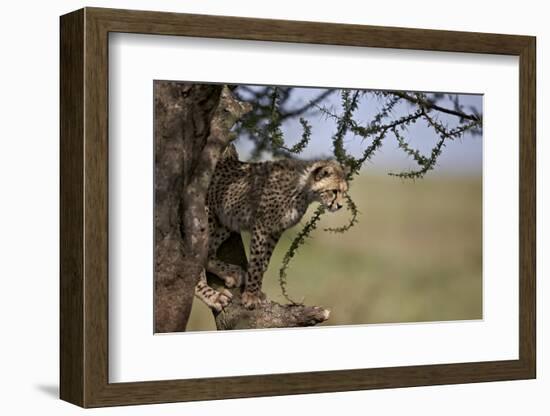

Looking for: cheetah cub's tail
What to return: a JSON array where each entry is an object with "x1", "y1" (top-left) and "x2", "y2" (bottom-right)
[{"x1": 220, "y1": 143, "x2": 240, "y2": 161}]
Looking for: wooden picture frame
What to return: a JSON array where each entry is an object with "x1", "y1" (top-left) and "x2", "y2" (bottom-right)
[{"x1": 60, "y1": 7, "x2": 536, "y2": 408}]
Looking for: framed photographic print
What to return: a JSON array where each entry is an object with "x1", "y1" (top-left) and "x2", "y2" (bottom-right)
[{"x1": 60, "y1": 7, "x2": 536, "y2": 408}]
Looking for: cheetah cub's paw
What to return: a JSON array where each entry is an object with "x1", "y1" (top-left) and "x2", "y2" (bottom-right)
[
  {"x1": 207, "y1": 260, "x2": 245, "y2": 289},
  {"x1": 220, "y1": 264, "x2": 245, "y2": 288},
  {"x1": 205, "y1": 289, "x2": 233, "y2": 312},
  {"x1": 241, "y1": 290, "x2": 267, "y2": 310}
]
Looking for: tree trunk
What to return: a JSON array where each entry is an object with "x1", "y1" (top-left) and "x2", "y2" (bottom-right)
[{"x1": 154, "y1": 81, "x2": 330, "y2": 332}]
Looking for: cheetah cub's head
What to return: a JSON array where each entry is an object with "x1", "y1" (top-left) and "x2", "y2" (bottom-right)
[{"x1": 309, "y1": 161, "x2": 349, "y2": 212}]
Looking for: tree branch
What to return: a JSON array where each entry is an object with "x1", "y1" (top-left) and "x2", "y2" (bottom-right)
[{"x1": 389, "y1": 91, "x2": 482, "y2": 122}]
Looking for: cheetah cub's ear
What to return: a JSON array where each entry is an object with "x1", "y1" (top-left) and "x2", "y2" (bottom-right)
[{"x1": 312, "y1": 163, "x2": 333, "y2": 181}]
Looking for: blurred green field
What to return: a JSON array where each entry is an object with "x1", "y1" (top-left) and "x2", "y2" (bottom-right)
[{"x1": 186, "y1": 173, "x2": 482, "y2": 331}]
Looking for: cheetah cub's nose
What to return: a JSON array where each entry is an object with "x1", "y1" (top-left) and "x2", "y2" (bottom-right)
[{"x1": 336, "y1": 203, "x2": 343, "y2": 210}]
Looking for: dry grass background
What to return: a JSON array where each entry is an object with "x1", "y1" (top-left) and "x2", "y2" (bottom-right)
[{"x1": 186, "y1": 173, "x2": 482, "y2": 331}]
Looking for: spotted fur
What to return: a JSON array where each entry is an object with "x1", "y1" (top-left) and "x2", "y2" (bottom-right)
[{"x1": 195, "y1": 145, "x2": 349, "y2": 310}]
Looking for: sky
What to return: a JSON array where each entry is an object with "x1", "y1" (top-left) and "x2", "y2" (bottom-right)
[{"x1": 235, "y1": 86, "x2": 482, "y2": 177}]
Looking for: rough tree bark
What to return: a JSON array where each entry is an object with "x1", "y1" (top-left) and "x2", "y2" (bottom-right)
[{"x1": 154, "y1": 81, "x2": 330, "y2": 332}]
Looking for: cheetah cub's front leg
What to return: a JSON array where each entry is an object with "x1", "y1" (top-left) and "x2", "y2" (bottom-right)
[{"x1": 242, "y1": 225, "x2": 280, "y2": 309}]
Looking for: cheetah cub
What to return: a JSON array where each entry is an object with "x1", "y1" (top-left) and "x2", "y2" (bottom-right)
[{"x1": 195, "y1": 145, "x2": 349, "y2": 310}]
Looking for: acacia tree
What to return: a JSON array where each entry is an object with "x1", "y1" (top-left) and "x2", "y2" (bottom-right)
[{"x1": 154, "y1": 82, "x2": 482, "y2": 332}]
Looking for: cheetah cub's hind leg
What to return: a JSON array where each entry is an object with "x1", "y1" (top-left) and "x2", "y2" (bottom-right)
[
  {"x1": 206, "y1": 215, "x2": 246, "y2": 289},
  {"x1": 194, "y1": 269, "x2": 233, "y2": 312}
]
